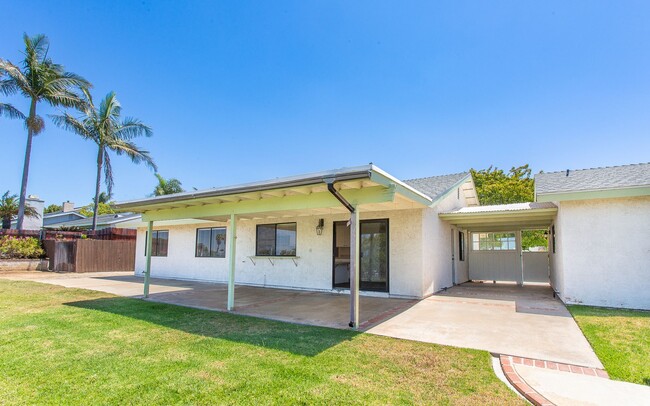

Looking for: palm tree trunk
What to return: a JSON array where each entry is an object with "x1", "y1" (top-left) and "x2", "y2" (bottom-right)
[
  {"x1": 92, "y1": 146, "x2": 103, "y2": 231},
  {"x1": 16, "y1": 99, "x2": 37, "y2": 231}
]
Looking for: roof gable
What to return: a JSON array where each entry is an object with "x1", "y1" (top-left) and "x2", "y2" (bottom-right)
[{"x1": 404, "y1": 172, "x2": 474, "y2": 204}]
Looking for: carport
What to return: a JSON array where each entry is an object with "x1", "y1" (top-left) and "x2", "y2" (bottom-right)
[{"x1": 439, "y1": 202, "x2": 558, "y2": 285}]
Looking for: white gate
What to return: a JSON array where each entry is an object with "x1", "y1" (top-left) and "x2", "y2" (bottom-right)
[
  {"x1": 469, "y1": 250, "x2": 521, "y2": 282},
  {"x1": 468, "y1": 232, "x2": 550, "y2": 284},
  {"x1": 523, "y1": 252, "x2": 549, "y2": 283}
]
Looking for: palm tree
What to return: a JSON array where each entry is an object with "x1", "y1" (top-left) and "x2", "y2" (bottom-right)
[
  {"x1": 51, "y1": 91, "x2": 157, "y2": 230},
  {"x1": 0, "y1": 191, "x2": 39, "y2": 229},
  {"x1": 0, "y1": 33, "x2": 91, "y2": 230},
  {"x1": 153, "y1": 173, "x2": 184, "y2": 196}
]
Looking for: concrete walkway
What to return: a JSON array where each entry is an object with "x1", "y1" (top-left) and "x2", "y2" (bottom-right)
[
  {"x1": 367, "y1": 283, "x2": 603, "y2": 368},
  {"x1": 505, "y1": 356, "x2": 650, "y2": 405}
]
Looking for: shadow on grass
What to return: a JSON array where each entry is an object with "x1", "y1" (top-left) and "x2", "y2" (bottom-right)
[{"x1": 65, "y1": 296, "x2": 358, "y2": 357}]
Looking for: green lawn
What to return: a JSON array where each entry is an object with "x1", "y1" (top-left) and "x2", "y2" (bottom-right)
[
  {"x1": 569, "y1": 305, "x2": 650, "y2": 386},
  {"x1": 0, "y1": 280, "x2": 521, "y2": 405}
]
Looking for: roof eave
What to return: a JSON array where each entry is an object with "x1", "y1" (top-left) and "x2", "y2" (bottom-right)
[{"x1": 536, "y1": 185, "x2": 650, "y2": 202}]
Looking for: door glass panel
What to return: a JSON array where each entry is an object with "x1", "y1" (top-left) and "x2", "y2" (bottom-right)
[
  {"x1": 333, "y1": 219, "x2": 388, "y2": 292},
  {"x1": 360, "y1": 220, "x2": 388, "y2": 291},
  {"x1": 333, "y1": 222, "x2": 351, "y2": 289}
]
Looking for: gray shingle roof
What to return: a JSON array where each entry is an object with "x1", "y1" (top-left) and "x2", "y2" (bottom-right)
[
  {"x1": 404, "y1": 172, "x2": 470, "y2": 201},
  {"x1": 44, "y1": 213, "x2": 141, "y2": 229},
  {"x1": 535, "y1": 163, "x2": 650, "y2": 195}
]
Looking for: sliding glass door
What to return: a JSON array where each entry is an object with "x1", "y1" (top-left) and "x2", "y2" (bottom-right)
[{"x1": 332, "y1": 219, "x2": 389, "y2": 292}]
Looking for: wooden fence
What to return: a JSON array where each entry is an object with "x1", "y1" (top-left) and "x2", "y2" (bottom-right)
[
  {"x1": 0, "y1": 227, "x2": 136, "y2": 241},
  {"x1": 44, "y1": 239, "x2": 135, "y2": 273}
]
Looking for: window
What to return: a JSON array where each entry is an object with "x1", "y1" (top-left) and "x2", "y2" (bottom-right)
[
  {"x1": 256, "y1": 222, "x2": 297, "y2": 256},
  {"x1": 458, "y1": 231, "x2": 465, "y2": 261},
  {"x1": 471, "y1": 232, "x2": 516, "y2": 251},
  {"x1": 145, "y1": 230, "x2": 169, "y2": 257},
  {"x1": 196, "y1": 227, "x2": 226, "y2": 258}
]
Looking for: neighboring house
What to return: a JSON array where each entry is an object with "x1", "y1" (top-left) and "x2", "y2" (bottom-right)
[
  {"x1": 115, "y1": 162, "x2": 650, "y2": 323},
  {"x1": 44, "y1": 213, "x2": 142, "y2": 230},
  {"x1": 43, "y1": 202, "x2": 86, "y2": 228},
  {"x1": 8, "y1": 196, "x2": 44, "y2": 230}
]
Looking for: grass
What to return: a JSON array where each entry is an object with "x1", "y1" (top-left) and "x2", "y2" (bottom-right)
[
  {"x1": 0, "y1": 280, "x2": 522, "y2": 405},
  {"x1": 568, "y1": 305, "x2": 650, "y2": 386}
]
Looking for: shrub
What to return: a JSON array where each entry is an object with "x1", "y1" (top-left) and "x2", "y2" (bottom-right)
[{"x1": 0, "y1": 236, "x2": 45, "y2": 259}]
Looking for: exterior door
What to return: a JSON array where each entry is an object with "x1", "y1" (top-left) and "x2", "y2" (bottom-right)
[{"x1": 332, "y1": 219, "x2": 389, "y2": 292}]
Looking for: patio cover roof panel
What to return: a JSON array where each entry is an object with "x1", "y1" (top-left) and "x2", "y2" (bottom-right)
[
  {"x1": 115, "y1": 165, "x2": 434, "y2": 222},
  {"x1": 439, "y1": 202, "x2": 557, "y2": 229}
]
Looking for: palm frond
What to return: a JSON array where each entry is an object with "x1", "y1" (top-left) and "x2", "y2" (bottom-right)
[
  {"x1": 23, "y1": 33, "x2": 49, "y2": 63},
  {"x1": 0, "y1": 79, "x2": 19, "y2": 97},
  {"x1": 115, "y1": 117, "x2": 153, "y2": 139},
  {"x1": 0, "y1": 103, "x2": 26, "y2": 120},
  {"x1": 50, "y1": 112, "x2": 94, "y2": 140},
  {"x1": 108, "y1": 138, "x2": 158, "y2": 172},
  {"x1": 43, "y1": 71, "x2": 91, "y2": 94},
  {"x1": 99, "y1": 91, "x2": 121, "y2": 124},
  {"x1": 0, "y1": 59, "x2": 30, "y2": 95},
  {"x1": 103, "y1": 149, "x2": 114, "y2": 196},
  {"x1": 43, "y1": 88, "x2": 87, "y2": 110}
]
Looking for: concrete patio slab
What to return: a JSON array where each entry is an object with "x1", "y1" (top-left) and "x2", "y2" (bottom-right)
[
  {"x1": 0, "y1": 271, "x2": 415, "y2": 330},
  {"x1": 0, "y1": 272, "x2": 603, "y2": 369},
  {"x1": 367, "y1": 282, "x2": 603, "y2": 368}
]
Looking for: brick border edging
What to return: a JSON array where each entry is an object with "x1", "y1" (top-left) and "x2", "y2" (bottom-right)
[
  {"x1": 500, "y1": 355, "x2": 554, "y2": 406},
  {"x1": 504, "y1": 355, "x2": 608, "y2": 378}
]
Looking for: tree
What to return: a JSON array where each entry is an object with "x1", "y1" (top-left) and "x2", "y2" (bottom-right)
[
  {"x1": 94, "y1": 191, "x2": 112, "y2": 204},
  {"x1": 470, "y1": 164, "x2": 534, "y2": 205},
  {"x1": 44, "y1": 204, "x2": 62, "y2": 214},
  {"x1": 0, "y1": 34, "x2": 91, "y2": 230},
  {"x1": 51, "y1": 91, "x2": 156, "y2": 230},
  {"x1": 79, "y1": 202, "x2": 115, "y2": 218},
  {"x1": 0, "y1": 191, "x2": 39, "y2": 229},
  {"x1": 153, "y1": 173, "x2": 184, "y2": 196},
  {"x1": 470, "y1": 164, "x2": 547, "y2": 250}
]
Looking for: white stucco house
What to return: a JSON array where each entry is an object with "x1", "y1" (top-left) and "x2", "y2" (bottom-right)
[{"x1": 115, "y1": 162, "x2": 650, "y2": 326}]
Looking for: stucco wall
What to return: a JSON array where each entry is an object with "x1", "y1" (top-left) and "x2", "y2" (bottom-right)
[
  {"x1": 553, "y1": 196, "x2": 650, "y2": 310},
  {"x1": 421, "y1": 185, "x2": 470, "y2": 296},
  {"x1": 134, "y1": 208, "x2": 427, "y2": 298}
]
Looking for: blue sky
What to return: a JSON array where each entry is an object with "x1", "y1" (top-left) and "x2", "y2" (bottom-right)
[{"x1": 1, "y1": 1, "x2": 649, "y2": 207}]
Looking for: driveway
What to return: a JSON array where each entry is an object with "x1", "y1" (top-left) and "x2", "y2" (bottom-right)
[{"x1": 367, "y1": 282, "x2": 603, "y2": 368}]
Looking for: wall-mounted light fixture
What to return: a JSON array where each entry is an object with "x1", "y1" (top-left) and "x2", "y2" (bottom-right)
[{"x1": 316, "y1": 218, "x2": 324, "y2": 235}]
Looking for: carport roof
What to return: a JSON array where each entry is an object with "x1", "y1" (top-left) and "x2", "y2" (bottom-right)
[{"x1": 439, "y1": 202, "x2": 557, "y2": 230}]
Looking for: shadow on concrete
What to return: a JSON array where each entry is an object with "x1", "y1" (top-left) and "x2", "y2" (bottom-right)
[
  {"x1": 437, "y1": 282, "x2": 571, "y2": 317},
  {"x1": 64, "y1": 296, "x2": 359, "y2": 357},
  {"x1": 94, "y1": 274, "x2": 200, "y2": 287}
]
